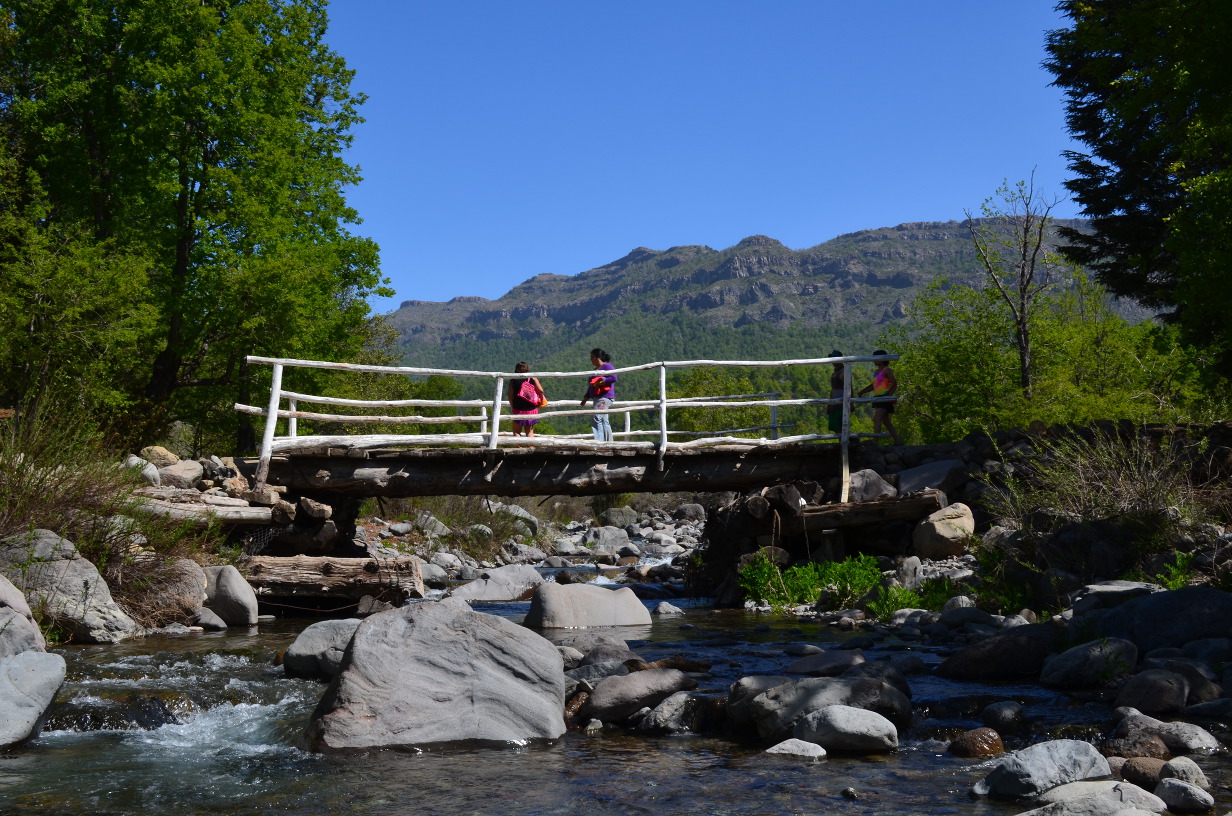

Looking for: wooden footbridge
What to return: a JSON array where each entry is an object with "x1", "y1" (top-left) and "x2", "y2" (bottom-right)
[{"x1": 235, "y1": 353, "x2": 899, "y2": 502}]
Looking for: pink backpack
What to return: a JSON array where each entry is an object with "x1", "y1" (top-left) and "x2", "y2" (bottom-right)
[{"x1": 517, "y1": 379, "x2": 539, "y2": 404}]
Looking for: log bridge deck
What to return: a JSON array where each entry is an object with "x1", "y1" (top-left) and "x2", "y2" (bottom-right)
[{"x1": 236, "y1": 353, "x2": 900, "y2": 500}]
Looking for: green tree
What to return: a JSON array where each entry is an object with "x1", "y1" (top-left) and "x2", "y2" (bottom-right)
[
  {"x1": 886, "y1": 272, "x2": 1205, "y2": 442},
  {"x1": 668, "y1": 367, "x2": 772, "y2": 438},
  {"x1": 0, "y1": 0, "x2": 387, "y2": 445},
  {"x1": 964, "y1": 176, "x2": 1071, "y2": 396},
  {"x1": 1045, "y1": 0, "x2": 1232, "y2": 372}
]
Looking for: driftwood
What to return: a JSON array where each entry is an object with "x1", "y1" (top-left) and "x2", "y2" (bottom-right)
[
  {"x1": 136, "y1": 497, "x2": 274, "y2": 526},
  {"x1": 793, "y1": 488, "x2": 947, "y2": 531},
  {"x1": 246, "y1": 555, "x2": 424, "y2": 602}
]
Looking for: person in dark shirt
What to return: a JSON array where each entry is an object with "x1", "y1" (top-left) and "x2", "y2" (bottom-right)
[
  {"x1": 509, "y1": 361, "x2": 545, "y2": 437},
  {"x1": 580, "y1": 348, "x2": 617, "y2": 442}
]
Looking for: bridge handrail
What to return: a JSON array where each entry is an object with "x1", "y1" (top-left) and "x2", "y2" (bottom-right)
[{"x1": 241, "y1": 353, "x2": 900, "y2": 500}]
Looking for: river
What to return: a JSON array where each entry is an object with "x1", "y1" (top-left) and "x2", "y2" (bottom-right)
[{"x1": 3, "y1": 603, "x2": 1228, "y2": 816}]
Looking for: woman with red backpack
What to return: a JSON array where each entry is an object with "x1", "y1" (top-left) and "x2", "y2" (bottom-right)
[{"x1": 509, "y1": 361, "x2": 546, "y2": 437}]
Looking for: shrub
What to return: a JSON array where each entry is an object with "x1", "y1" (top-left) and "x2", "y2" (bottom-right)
[
  {"x1": 737, "y1": 553, "x2": 882, "y2": 612},
  {"x1": 866, "y1": 585, "x2": 923, "y2": 621}
]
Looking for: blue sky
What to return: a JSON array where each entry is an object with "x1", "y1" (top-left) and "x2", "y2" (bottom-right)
[{"x1": 324, "y1": 2, "x2": 1081, "y2": 312}]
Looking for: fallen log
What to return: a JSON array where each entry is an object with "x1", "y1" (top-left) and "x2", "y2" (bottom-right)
[
  {"x1": 245, "y1": 555, "x2": 425, "y2": 602},
  {"x1": 136, "y1": 497, "x2": 273, "y2": 526},
  {"x1": 792, "y1": 488, "x2": 946, "y2": 532}
]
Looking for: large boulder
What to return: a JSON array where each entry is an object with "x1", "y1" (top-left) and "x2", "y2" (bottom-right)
[
  {"x1": 0, "y1": 650, "x2": 66, "y2": 749},
  {"x1": 580, "y1": 668, "x2": 697, "y2": 723},
  {"x1": 203, "y1": 564, "x2": 259, "y2": 626},
  {"x1": 1092, "y1": 586, "x2": 1232, "y2": 653},
  {"x1": 937, "y1": 623, "x2": 1064, "y2": 682},
  {"x1": 847, "y1": 469, "x2": 896, "y2": 502},
  {"x1": 746, "y1": 675, "x2": 913, "y2": 742},
  {"x1": 449, "y1": 564, "x2": 543, "y2": 602},
  {"x1": 304, "y1": 599, "x2": 565, "y2": 751},
  {"x1": 792, "y1": 704, "x2": 898, "y2": 753},
  {"x1": 0, "y1": 530, "x2": 139, "y2": 644},
  {"x1": 158, "y1": 459, "x2": 204, "y2": 489},
  {"x1": 895, "y1": 459, "x2": 969, "y2": 496},
  {"x1": 284, "y1": 618, "x2": 362, "y2": 680},
  {"x1": 523, "y1": 583, "x2": 652, "y2": 628},
  {"x1": 1040, "y1": 637, "x2": 1138, "y2": 689},
  {"x1": 0, "y1": 573, "x2": 45, "y2": 656},
  {"x1": 972, "y1": 739, "x2": 1111, "y2": 797},
  {"x1": 912, "y1": 503, "x2": 974, "y2": 559}
]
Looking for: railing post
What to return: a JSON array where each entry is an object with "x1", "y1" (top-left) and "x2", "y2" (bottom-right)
[
  {"x1": 479, "y1": 406, "x2": 488, "y2": 435},
  {"x1": 770, "y1": 397, "x2": 779, "y2": 441},
  {"x1": 288, "y1": 398, "x2": 298, "y2": 438},
  {"x1": 254, "y1": 363, "x2": 284, "y2": 488},
  {"x1": 657, "y1": 363, "x2": 668, "y2": 471},
  {"x1": 624, "y1": 410, "x2": 631, "y2": 439},
  {"x1": 840, "y1": 362, "x2": 852, "y2": 503},
  {"x1": 488, "y1": 377, "x2": 504, "y2": 449}
]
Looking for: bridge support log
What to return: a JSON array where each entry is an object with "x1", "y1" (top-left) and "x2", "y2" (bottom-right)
[
  {"x1": 254, "y1": 444, "x2": 849, "y2": 498},
  {"x1": 246, "y1": 555, "x2": 425, "y2": 603}
]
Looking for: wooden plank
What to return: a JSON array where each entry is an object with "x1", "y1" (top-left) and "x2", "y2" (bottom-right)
[{"x1": 135, "y1": 498, "x2": 274, "y2": 526}]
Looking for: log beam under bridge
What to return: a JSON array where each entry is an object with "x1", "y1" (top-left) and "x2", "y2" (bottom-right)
[{"x1": 247, "y1": 442, "x2": 852, "y2": 498}]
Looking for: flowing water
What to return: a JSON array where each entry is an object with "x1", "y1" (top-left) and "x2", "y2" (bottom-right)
[{"x1": 3, "y1": 603, "x2": 1229, "y2": 816}]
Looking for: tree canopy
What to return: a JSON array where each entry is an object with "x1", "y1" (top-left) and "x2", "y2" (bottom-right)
[
  {"x1": 1045, "y1": 0, "x2": 1232, "y2": 372},
  {"x1": 0, "y1": 0, "x2": 387, "y2": 447}
]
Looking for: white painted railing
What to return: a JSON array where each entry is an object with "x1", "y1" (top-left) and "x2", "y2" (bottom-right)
[{"x1": 237, "y1": 353, "x2": 899, "y2": 498}]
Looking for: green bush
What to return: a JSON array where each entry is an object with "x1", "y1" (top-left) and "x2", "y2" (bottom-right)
[
  {"x1": 737, "y1": 552, "x2": 882, "y2": 612},
  {"x1": 816, "y1": 554, "x2": 882, "y2": 610},
  {"x1": 866, "y1": 585, "x2": 923, "y2": 621}
]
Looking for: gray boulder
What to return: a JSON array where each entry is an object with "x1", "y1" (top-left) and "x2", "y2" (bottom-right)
[
  {"x1": 634, "y1": 690, "x2": 700, "y2": 734},
  {"x1": 449, "y1": 564, "x2": 543, "y2": 602},
  {"x1": 1113, "y1": 669, "x2": 1189, "y2": 716},
  {"x1": 580, "y1": 668, "x2": 696, "y2": 723},
  {"x1": 847, "y1": 469, "x2": 896, "y2": 502},
  {"x1": 1093, "y1": 586, "x2": 1232, "y2": 653},
  {"x1": 764, "y1": 738, "x2": 827, "y2": 758},
  {"x1": 785, "y1": 650, "x2": 865, "y2": 677},
  {"x1": 747, "y1": 675, "x2": 912, "y2": 742},
  {"x1": 583, "y1": 526, "x2": 631, "y2": 551},
  {"x1": 673, "y1": 503, "x2": 706, "y2": 523},
  {"x1": 913, "y1": 503, "x2": 974, "y2": 559},
  {"x1": 523, "y1": 583, "x2": 651, "y2": 628},
  {"x1": 0, "y1": 530, "x2": 139, "y2": 644},
  {"x1": 1112, "y1": 707, "x2": 1220, "y2": 753},
  {"x1": 305, "y1": 598, "x2": 565, "y2": 750},
  {"x1": 599, "y1": 506, "x2": 638, "y2": 528},
  {"x1": 1159, "y1": 756, "x2": 1209, "y2": 789},
  {"x1": 284, "y1": 618, "x2": 362, "y2": 680},
  {"x1": 203, "y1": 564, "x2": 259, "y2": 626},
  {"x1": 937, "y1": 623, "x2": 1063, "y2": 681},
  {"x1": 158, "y1": 459, "x2": 204, "y2": 489},
  {"x1": 725, "y1": 675, "x2": 790, "y2": 738},
  {"x1": 1153, "y1": 778, "x2": 1214, "y2": 813},
  {"x1": 0, "y1": 573, "x2": 45, "y2": 656},
  {"x1": 124, "y1": 454, "x2": 160, "y2": 486},
  {"x1": 1041, "y1": 638, "x2": 1138, "y2": 689},
  {"x1": 792, "y1": 703, "x2": 898, "y2": 752},
  {"x1": 1025, "y1": 780, "x2": 1165, "y2": 816},
  {"x1": 972, "y1": 739, "x2": 1111, "y2": 797},
  {"x1": 0, "y1": 651, "x2": 66, "y2": 749},
  {"x1": 895, "y1": 459, "x2": 968, "y2": 496}
]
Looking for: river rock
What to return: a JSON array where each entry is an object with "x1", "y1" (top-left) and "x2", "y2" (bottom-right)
[
  {"x1": 635, "y1": 690, "x2": 700, "y2": 734},
  {"x1": 580, "y1": 668, "x2": 696, "y2": 723},
  {"x1": 1153, "y1": 778, "x2": 1214, "y2": 813},
  {"x1": 599, "y1": 506, "x2": 638, "y2": 528},
  {"x1": 912, "y1": 503, "x2": 974, "y2": 559},
  {"x1": 522, "y1": 583, "x2": 652, "y2": 628},
  {"x1": 1113, "y1": 669, "x2": 1188, "y2": 716},
  {"x1": 583, "y1": 526, "x2": 631, "y2": 551},
  {"x1": 949, "y1": 727, "x2": 1004, "y2": 757},
  {"x1": 0, "y1": 650, "x2": 66, "y2": 749},
  {"x1": 203, "y1": 564, "x2": 259, "y2": 626},
  {"x1": 937, "y1": 623, "x2": 1063, "y2": 682},
  {"x1": 982, "y1": 700, "x2": 1024, "y2": 733},
  {"x1": 1041, "y1": 637, "x2": 1138, "y2": 689},
  {"x1": 1092, "y1": 586, "x2": 1232, "y2": 653},
  {"x1": 449, "y1": 564, "x2": 543, "y2": 602},
  {"x1": 847, "y1": 469, "x2": 896, "y2": 501},
  {"x1": 1112, "y1": 707, "x2": 1220, "y2": 753},
  {"x1": 158, "y1": 459, "x2": 204, "y2": 489},
  {"x1": 305, "y1": 598, "x2": 565, "y2": 750},
  {"x1": 1026, "y1": 780, "x2": 1165, "y2": 815},
  {"x1": 164, "y1": 558, "x2": 207, "y2": 620},
  {"x1": 284, "y1": 618, "x2": 362, "y2": 680},
  {"x1": 124, "y1": 454, "x2": 160, "y2": 486},
  {"x1": 0, "y1": 574, "x2": 45, "y2": 656},
  {"x1": 972, "y1": 738, "x2": 1111, "y2": 797},
  {"x1": 195, "y1": 606, "x2": 227, "y2": 631},
  {"x1": 792, "y1": 704, "x2": 898, "y2": 753},
  {"x1": 0, "y1": 529, "x2": 139, "y2": 644},
  {"x1": 785, "y1": 650, "x2": 865, "y2": 677},
  {"x1": 747, "y1": 676, "x2": 912, "y2": 742},
  {"x1": 895, "y1": 459, "x2": 969, "y2": 496},
  {"x1": 673, "y1": 504, "x2": 706, "y2": 523},
  {"x1": 764, "y1": 738, "x2": 827, "y2": 758},
  {"x1": 1158, "y1": 756, "x2": 1209, "y2": 789},
  {"x1": 1118, "y1": 757, "x2": 1166, "y2": 789},
  {"x1": 139, "y1": 445, "x2": 178, "y2": 467},
  {"x1": 725, "y1": 675, "x2": 790, "y2": 738}
]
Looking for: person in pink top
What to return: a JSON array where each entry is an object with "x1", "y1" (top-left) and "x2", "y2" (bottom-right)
[{"x1": 858, "y1": 349, "x2": 902, "y2": 445}]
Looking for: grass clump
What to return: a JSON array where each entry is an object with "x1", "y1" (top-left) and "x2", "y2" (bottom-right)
[
  {"x1": 0, "y1": 402, "x2": 218, "y2": 631},
  {"x1": 737, "y1": 552, "x2": 882, "y2": 612}
]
